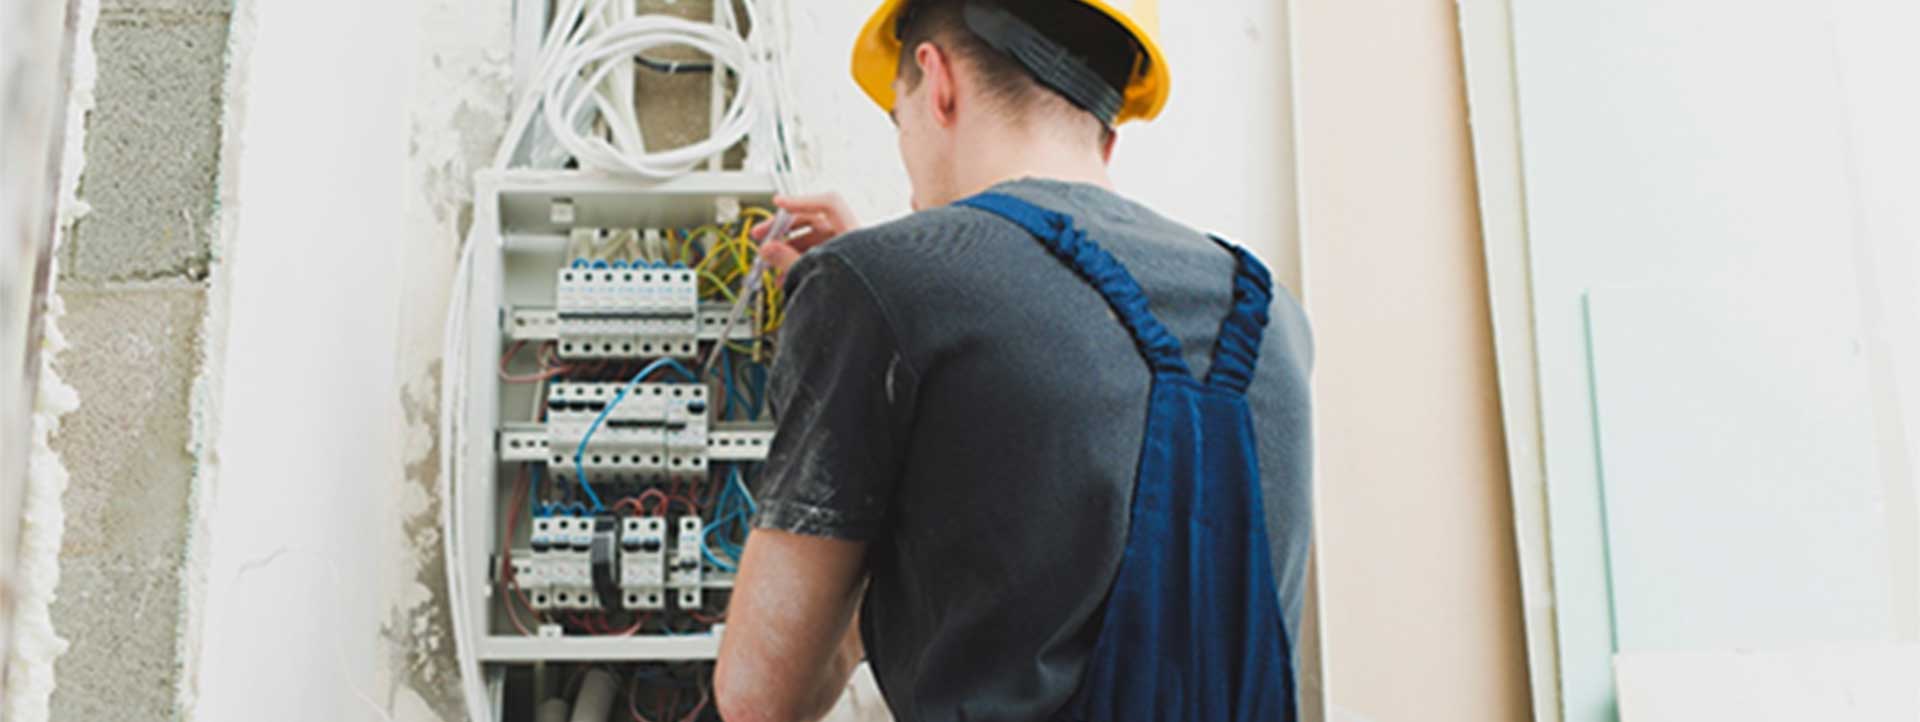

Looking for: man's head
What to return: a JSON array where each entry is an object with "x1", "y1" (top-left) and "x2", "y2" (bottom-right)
[{"x1": 882, "y1": 0, "x2": 1148, "y2": 209}]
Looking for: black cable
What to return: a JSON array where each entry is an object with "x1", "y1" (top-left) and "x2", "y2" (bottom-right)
[{"x1": 636, "y1": 55, "x2": 715, "y2": 74}]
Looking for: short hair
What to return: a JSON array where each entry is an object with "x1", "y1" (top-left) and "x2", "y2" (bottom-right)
[{"x1": 893, "y1": 0, "x2": 1141, "y2": 146}]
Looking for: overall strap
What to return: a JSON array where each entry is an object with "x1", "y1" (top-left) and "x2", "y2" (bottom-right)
[
  {"x1": 957, "y1": 192, "x2": 1192, "y2": 377},
  {"x1": 1203, "y1": 240, "x2": 1275, "y2": 394}
]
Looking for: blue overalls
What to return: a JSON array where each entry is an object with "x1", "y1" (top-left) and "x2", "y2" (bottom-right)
[{"x1": 957, "y1": 193, "x2": 1296, "y2": 722}]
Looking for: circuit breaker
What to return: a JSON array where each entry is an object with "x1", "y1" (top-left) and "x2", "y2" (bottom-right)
[{"x1": 619, "y1": 516, "x2": 667, "y2": 611}]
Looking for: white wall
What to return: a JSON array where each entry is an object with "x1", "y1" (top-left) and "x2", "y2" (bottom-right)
[
  {"x1": 190, "y1": 1, "x2": 1299, "y2": 720},
  {"x1": 1835, "y1": 0, "x2": 1920, "y2": 604},
  {"x1": 193, "y1": 0, "x2": 419, "y2": 717},
  {"x1": 192, "y1": 0, "x2": 511, "y2": 719}
]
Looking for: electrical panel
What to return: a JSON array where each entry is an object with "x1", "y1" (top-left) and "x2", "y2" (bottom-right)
[{"x1": 450, "y1": 171, "x2": 782, "y2": 722}]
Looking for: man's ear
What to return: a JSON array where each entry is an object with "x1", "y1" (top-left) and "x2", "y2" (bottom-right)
[{"x1": 914, "y1": 41, "x2": 960, "y2": 129}]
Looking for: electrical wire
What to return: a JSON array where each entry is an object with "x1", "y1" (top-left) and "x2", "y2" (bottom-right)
[
  {"x1": 636, "y1": 54, "x2": 714, "y2": 74},
  {"x1": 542, "y1": 11, "x2": 764, "y2": 179},
  {"x1": 502, "y1": 340, "x2": 574, "y2": 384},
  {"x1": 501, "y1": 466, "x2": 545, "y2": 636},
  {"x1": 699, "y1": 464, "x2": 756, "y2": 572},
  {"x1": 573, "y1": 358, "x2": 698, "y2": 511}
]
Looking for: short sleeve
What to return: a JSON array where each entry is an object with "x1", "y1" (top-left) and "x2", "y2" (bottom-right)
[{"x1": 752, "y1": 250, "x2": 920, "y2": 541}]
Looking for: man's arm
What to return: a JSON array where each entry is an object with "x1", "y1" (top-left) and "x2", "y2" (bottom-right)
[{"x1": 715, "y1": 529, "x2": 867, "y2": 722}]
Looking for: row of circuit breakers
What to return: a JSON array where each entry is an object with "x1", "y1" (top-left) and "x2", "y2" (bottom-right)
[
  {"x1": 511, "y1": 513, "x2": 704, "y2": 612},
  {"x1": 555, "y1": 264, "x2": 703, "y2": 360}
]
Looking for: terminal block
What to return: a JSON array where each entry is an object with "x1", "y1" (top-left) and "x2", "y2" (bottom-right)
[
  {"x1": 545, "y1": 382, "x2": 711, "y2": 484},
  {"x1": 619, "y1": 516, "x2": 668, "y2": 611},
  {"x1": 554, "y1": 265, "x2": 700, "y2": 361}
]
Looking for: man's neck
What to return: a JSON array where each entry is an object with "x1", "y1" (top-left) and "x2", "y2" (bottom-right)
[{"x1": 943, "y1": 124, "x2": 1114, "y2": 204}]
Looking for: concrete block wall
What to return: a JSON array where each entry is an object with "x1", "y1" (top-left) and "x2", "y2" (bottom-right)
[{"x1": 49, "y1": 0, "x2": 231, "y2": 719}]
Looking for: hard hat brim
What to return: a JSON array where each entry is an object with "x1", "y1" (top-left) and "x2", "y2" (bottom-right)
[{"x1": 851, "y1": 0, "x2": 1172, "y2": 125}]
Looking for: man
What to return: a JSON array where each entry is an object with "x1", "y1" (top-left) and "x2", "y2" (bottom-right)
[{"x1": 716, "y1": 2, "x2": 1313, "y2": 721}]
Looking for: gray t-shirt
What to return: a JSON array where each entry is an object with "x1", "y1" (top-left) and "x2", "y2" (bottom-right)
[{"x1": 753, "y1": 178, "x2": 1313, "y2": 722}]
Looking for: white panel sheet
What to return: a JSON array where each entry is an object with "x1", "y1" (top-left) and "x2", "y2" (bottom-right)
[
  {"x1": 1615, "y1": 646, "x2": 1920, "y2": 722},
  {"x1": 1587, "y1": 285, "x2": 1892, "y2": 650}
]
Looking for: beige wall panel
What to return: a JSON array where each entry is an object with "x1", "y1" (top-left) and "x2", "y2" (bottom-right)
[{"x1": 1291, "y1": 0, "x2": 1531, "y2": 719}]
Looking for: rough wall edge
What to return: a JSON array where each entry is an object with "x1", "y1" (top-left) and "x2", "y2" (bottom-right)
[
  {"x1": 175, "y1": 0, "x2": 256, "y2": 715},
  {"x1": 0, "y1": 0, "x2": 98, "y2": 718}
]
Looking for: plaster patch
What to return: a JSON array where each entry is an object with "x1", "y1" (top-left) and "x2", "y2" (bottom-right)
[
  {"x1": 385, "y1": 1, "x2": 514, "y2": 717},
  {"x1": 382, "y1": 363, "x2": 463, "y2": 720}
]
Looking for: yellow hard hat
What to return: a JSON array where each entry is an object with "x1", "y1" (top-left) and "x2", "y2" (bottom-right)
[{"x1": 851, "y1": 0, "x2": 1171, "y2": 125}]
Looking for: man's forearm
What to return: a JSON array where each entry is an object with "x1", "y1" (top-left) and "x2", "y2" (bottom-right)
[
  {"x1": 715, "y1": 530, "x2": 869, "y2": 722},
  {"x1": 799, "y1": 608, "x2": 866, "y2": 718}
]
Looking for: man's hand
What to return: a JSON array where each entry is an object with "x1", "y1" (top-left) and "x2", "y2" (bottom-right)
[{"x1": 754, "y1": 193, "x2": 860, "y2": 275}]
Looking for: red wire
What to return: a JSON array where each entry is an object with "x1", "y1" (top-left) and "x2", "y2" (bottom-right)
[
  {"x1": 500, "y1": 467, "x2": 542, "y2": 636},
  {"x1": 636, "y1": 489, "x2": 670, "y2": 516},
  {"x1": 677, "y1": 677, "x2": 711, "y2": 722},
  {"x1": 501, "y1": 340, "x2": 573, "y2": 384},
  {"x1": 604, "y1": 613, "x2": 648, "y2": 637},
  {"x1": 660, "y1": 688, "x2": 680, "y2": 722},
  {"x1": 629, "y1": 672, "x2": 659, "y2": 722}
]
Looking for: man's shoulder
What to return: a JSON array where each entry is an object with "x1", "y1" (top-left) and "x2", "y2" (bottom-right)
[
  {"x1": 818, "y1": 205, "x2": 1001, "y2": 267},
  {"x1": 790, "y1": 205, "x2": 1017, "y2": 298}
]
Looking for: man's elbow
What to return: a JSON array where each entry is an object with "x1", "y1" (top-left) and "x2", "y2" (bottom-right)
[{"x1": 715, "y1": 655, "x2": 830, "y2": 722}]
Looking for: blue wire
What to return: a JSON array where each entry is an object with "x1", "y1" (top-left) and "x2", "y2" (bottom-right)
[
  {"x1": 697, "y1": 464, "x2": 759, "y2": 571},
  {"x1": 701, "y1": 543, "x2": 737, "y2": 572},
  {"x1": 573, "y1": 358, "x2": 700, "y2": 511},
  {"x1": 529, "y1": 465, "x2": 543, "y2": 518},
  {"x1": 732, "y1": 464, "x2": 758, "y2": 514},
  {"x1": 747, "y1": 364, "x2": 768, "y2": 419},
  {"x1": 721, "y1": 351, "x2": 746, "y2": 421}
]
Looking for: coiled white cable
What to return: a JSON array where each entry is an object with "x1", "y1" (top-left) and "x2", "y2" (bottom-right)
[{"x1": 541, "y1": 12, "x2": 764, "y2": 179}]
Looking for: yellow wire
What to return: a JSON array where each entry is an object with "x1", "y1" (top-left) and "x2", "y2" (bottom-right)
[
  {"x1": 698, "y1": 269, "x2": 740, "y2": 305},
  {"x1": 681, "y1": 209, "x2": 789, "y2": 340}
]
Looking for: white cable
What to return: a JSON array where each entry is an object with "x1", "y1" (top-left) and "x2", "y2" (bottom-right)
[
  {"x1": 537, "y1": 699, "x2": 571, "y2": 722},
  {"x1": 542, "y1": 13, "x2": 763, "y2": 179},
  {"x1": 439, "y1": 223, "x2": 482, "y2": 722},
  {"x1": 569, "y1": 668, "x2": 619, "y2": 722}
]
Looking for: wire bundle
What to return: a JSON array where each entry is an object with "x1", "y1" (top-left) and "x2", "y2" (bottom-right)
[
  {"x1": 541, "y1": 12, "x2": 760, "y2": 179},
  {"x1": 494, "y1": 0, "x2": 797, "y2": 186}
]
